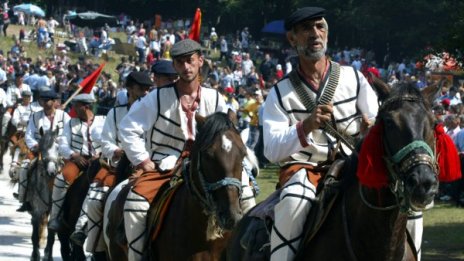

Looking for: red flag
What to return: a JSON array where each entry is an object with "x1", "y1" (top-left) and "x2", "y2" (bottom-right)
[
  {"x1": 188, "y1": 8, "x2": 202, "y2": 42},
  {"x1": 79, "y1": 63, "x2": 105, "y2": 94}
]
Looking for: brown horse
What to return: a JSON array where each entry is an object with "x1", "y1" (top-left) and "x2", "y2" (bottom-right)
[
  {"x1": 105, "y1": 111, "x2": 247, "y2": 261},
  {"x1": 227, "y1": 80, "x2": 440, "y2": 261},
  {"x1": 26, "y1": 127, "x2": 62, "y2": 261}
]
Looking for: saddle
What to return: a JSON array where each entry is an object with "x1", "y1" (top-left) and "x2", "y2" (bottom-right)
[{"x1": 242, "y1": 160, "x2": 346, "y2": 258}]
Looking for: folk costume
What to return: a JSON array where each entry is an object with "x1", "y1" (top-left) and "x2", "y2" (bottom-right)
[
  {"x1": 48, "y1": 93, "x2": 106, "y2": 231},
  {"x1": 16, "y1": 91, "x2": 69, "y2": 210}
]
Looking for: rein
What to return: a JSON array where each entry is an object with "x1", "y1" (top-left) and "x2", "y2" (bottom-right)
[{"x1": 187, "y1": 145, "x2": 242, "y2": 216}]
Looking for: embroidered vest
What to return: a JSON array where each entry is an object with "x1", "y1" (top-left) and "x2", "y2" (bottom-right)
[
  {"x1": 69, "y1": 116, "x2": 104, "y2": 156},
  {"x1": 149, "y1": 85, "x2": 220, "y2": 163},
  {"x1": 32, "y1": 110, "x2": 66, "y2": 140},
  {"x1": 275, "y1": 65, "x2": 361, "y2": 164}
]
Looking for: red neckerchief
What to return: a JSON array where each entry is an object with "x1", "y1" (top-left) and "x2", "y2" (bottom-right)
[
  {"x1": 297, "y1": 58, "x2": 330, "y2": 90},
  {"x1": 180, "y1": 87, "x2": 201, "y2": 140}
]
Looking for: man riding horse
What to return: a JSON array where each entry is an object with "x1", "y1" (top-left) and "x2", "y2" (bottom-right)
[
  {"x1": 10, "y1": 90, "x2": 35, "y2": 180},
  {"x1": 16, "y1": 90, "x2": 69, "y2": 212},
  {"x1": 119, "y1": 39, "x2": 256, "y2": 261},
  {"x1": 261, "y1": 7, "x2": 380, "y2": 260},
  {"x1": 48, "y1": 92, "x2": 106, "y2": 232},
  {"x1": 69, "y1": 71, "x2": 158, "y2": 258}
]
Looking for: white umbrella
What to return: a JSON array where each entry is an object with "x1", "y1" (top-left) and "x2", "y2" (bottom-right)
[{"x1": 13, "y1": 4, "x2": 45, "y2": 17}]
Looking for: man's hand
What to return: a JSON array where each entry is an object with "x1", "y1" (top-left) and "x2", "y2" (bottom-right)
[
  {"x1": 112, "y1": 149, "x2": 125, "y2": 163},
  {"x1": 71, "y1": 153, "x2": 89, "y2": 169},
  {"x1": 360, "y1": 113, "x2": 373, "y2": 135},
  {"x1": 140, "y1": 160, "x2": 155, "y2": 172},
  {"x1": 302, "y1": 104, "x2": 333, "y2": 135}
]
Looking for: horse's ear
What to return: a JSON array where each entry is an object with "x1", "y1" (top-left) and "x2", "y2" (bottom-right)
[
  {"x1": 227, "y1": 109, "x2": 238, "y2": 126},
  {"x1": 370, "y1": 73, "x2": 391, "y2": 102},
  {"x1": 195, "y1": 113, "x2": 206, "y2": 130},
  {"x1": 39, "y1": 126, "x2": 44, "y2": 136},
  {"x1": 422, "y1": 79, "x2": 445, "y2": 107}
]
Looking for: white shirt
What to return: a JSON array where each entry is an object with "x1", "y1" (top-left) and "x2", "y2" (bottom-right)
[
  {"x1": 101, "y1": 105, "x2": 128, "y2": 160},
  {"x1": 5, "y1": 84, "x2": 32, "y2": 107},
  {"x1": 135, "y1": 36, "x2": 147, "y2": 49},
  {"x1": 11, "y1": 103, "x2": 33, "y2": 131},
  {"x1": 120, "y1": 86, "x2": 227, "y2": 166},
  {"x1": 47, "y1": 19, "x2": 59, "y2": 33},
  {"x1": 25, "y1": 109, "x2": 70, "y2": 149},
  {"x1": 263, "y1": 65, "x2": 379, "y2": 164},
  {"x1": 58, "y1": 115, "x2": 106, "y2": 159}
]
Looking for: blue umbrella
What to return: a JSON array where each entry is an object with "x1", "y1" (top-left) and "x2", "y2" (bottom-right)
[
  {"x1": 261, "y1": 20, "x2": 286, "y2": 35},
  {"x1": 13, "y1": 3, "x2": 45, "y2": 17}
]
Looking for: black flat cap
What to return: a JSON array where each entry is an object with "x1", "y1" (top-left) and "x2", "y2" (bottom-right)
[
  {"x1": 284, "y1": 7, "x2": 326, "y2": 31},
  {"x1": 151, "y1": 60, "x2": 177, "y2": 75},
  {"x1": 127, "y1": 71, "x2": 154, "y2": 86},
  {"x1": 40, "y1": 90, "x2": 59, "y2": 99},
  {"x1": 170, "y1": 39, "x2": 202, "y2": 58}
]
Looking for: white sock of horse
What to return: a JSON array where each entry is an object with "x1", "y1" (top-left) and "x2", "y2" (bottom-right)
[{"x1": 407, "y1": 211, "x2": 423, "y2": 261}]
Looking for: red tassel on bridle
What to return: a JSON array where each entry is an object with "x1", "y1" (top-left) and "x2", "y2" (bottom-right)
[
  {"x1": 356, "y1": 122, "x2": 389, "y2": 189},
  {"x1": 434, "y1": 124, "x2": 462, "y2": 182},
  {"x1": 357, "y1": 122, "x2": 462, "y2": 189}
]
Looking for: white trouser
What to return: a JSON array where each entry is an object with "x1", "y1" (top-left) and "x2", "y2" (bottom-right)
[
  {"x1": 1, "y1": 112, "x2": 11, "y2": 136},
  {"x1": 271, "y1": 169, "x2": 315, "y2": 261},
  {"x1": 124, "y1": 168, "x2": 256, "y2": 261},
  {"x1": 17, "y1": 159, "x2": 30, "y2": 202},
  {"x1": 104, "y1": 179, "x2": 129, "y2": 261},
  {"x1": 50, "y1": 174, "x2": 69, "y2": 222},
  {"x1": 241, "y1": 158, "x2": 257, "y2": 213},
  {"x1": 124, "y1": 189, "x2": 149, "y2": 261},
  {"x1": 85, "y1": 183, "x2": 111, "y2": 253},
  {"x1": 407, "y1": 211, "x2": 423, "y2": 261}
]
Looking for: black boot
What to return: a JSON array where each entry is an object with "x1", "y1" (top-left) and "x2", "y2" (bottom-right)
[
  {"x1": 92, "y1": 251, "x2": 107, "y2": 261},
  {"x1": 16, "y1": 202, "x2": 32, "y2": 212}
]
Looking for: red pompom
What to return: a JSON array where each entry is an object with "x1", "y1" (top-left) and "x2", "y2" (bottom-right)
[
  {"x1": 434, "y1": 124, "x2": 462, "y2": 182},
  {"x1": 357, "y1": 122, "x2": 389, "y2": 189}
]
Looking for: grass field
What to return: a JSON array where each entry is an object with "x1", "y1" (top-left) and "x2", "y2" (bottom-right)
[{"x1": 256, "y1": 165, "x2": 464, "y2": 260}]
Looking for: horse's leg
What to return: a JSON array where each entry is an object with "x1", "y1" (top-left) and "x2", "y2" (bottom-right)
[
  {"x1": 30, "y1": 215, "x2": 41, "y2": 261},
  {"x1": 58, "y1": 232, "x2": 71, "y2": 261},
  {"x1": 43, "y1": 215, "x2": 56, "y2": 261},
  {"x1": 70, "y1": 243, "x2": 85, "y2": 261}
]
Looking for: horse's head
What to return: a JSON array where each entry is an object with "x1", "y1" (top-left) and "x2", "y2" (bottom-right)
[
  {"x1": 371, "y1": 77, "x2": 440, "y2": 211},
  {"x1": 192, "y1": 110, "x2": 246, "y2": 231},
  {"x1": 38, "y1": 127, "x2": 60, "y2": 176}
]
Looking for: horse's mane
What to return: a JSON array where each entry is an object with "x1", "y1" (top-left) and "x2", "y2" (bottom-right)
[
  {"x1": 195, "y1": 112, "x2": 237, "y2": 152},
  {"x1": 380, "y1": 82, "x2": 424, "y2": 113}
]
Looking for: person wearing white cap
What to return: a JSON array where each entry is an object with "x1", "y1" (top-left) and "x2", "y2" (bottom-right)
[
  {"x1": 16, "y1": 90, "x2": 70, "y2": 212},
  {"x1": 48, "y1": 92, "x2": 106, "y2": 231},
  {"x1": 69, "y1": 72, "x2": 154, "y2": 258}
]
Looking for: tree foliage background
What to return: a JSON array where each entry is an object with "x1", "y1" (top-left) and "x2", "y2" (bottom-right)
[{"x1": 27, "y1": 0, "x2": 464, "y2": 62}]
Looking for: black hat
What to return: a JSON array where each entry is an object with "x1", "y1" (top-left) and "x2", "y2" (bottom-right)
[
  {"x1": 151, "y1": 60, "x2": 177, "y2": 75},
  {"x1": 15, "y1": 71, "x2": 25, "y2": 78},
  {"x1": 39, "y1": 90, "x2": 59, "y2": 100},
  {"x1": 170, "y1": 39, "x2": 202, "y2": 58},
  {"x1": 284, "y1": 7, "x2": 326, "y2": 31},
  {"x1": 127, "y1": 71, "x2": 154, "y2": 86}
]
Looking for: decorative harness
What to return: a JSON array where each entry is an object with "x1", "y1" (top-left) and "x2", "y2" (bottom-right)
[{"x1": 185, "y1": 141, "x2": 243, "y2": 216}]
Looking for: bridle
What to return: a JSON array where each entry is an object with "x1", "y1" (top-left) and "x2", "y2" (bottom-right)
[
  {"x1": 343, "y1": 94, "x2": 433, "y2": 261},
  {"x1": 378, "y1": 94, "x2": 438, "y2": 212},
  {"x1": 186, "y1": 131, "x2": 243, "y2": 216}
]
